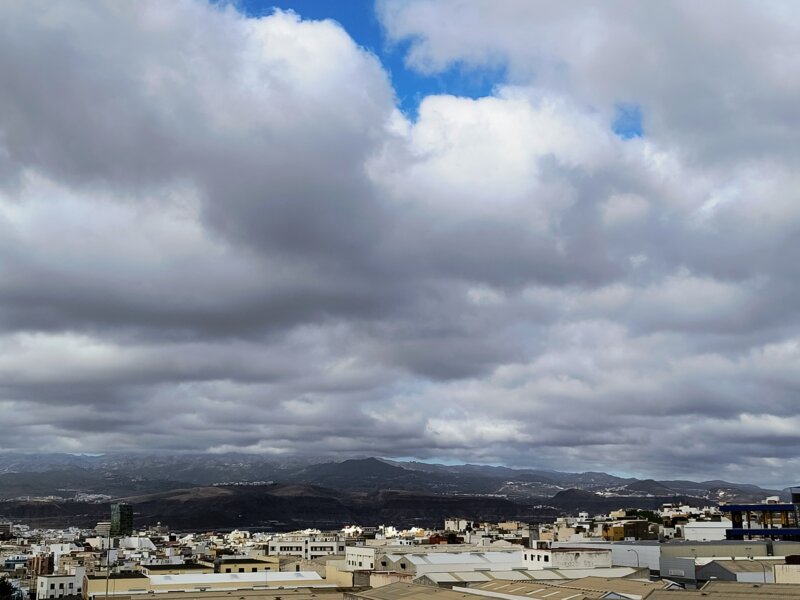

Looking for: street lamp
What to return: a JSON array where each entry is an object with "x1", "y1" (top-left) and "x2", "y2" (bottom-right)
[
  {"x1": 749, "y1": 557, "x2": 769, "y2": 583},
  {"x1": 626, "y1": 549, "x2": 640, "y2": 568}
]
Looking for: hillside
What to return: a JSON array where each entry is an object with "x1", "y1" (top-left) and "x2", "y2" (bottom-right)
[{"x1": 0, "y1": 453, "x2": 788, "y2": 531}]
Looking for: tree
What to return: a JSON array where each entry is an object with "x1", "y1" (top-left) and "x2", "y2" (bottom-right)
[
  {"x1": 0, "y1": 577, "x2": 17, "y2": 600},
  {"x1": 631, "y1": 509, "x2": 661, "y2": 524}
]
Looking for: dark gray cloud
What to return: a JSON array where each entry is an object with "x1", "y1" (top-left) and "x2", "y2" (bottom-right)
[{"x1": 1, "y1": 0, "x2": 799, "y2": 486}]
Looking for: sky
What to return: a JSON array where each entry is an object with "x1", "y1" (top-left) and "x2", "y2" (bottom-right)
[{"x1": 1, "y1": 0, "x2": 799, "y2": 487}]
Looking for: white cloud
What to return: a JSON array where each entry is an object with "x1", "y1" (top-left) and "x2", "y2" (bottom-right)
[{"x1": 0, "y1": 0, "x2": 799, "y2": 485}]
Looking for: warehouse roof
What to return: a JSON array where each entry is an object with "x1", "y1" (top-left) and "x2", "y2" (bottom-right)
[{"x1": 148, "y1": 571, "x2": 325, "y2": 586}]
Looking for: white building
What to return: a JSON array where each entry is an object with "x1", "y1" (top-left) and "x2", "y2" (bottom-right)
[
  {"x1": 118, "y1": 537, "x2": 157, "y2": 551},
  {"x1": 267, "y1": 533, "x2": 345, "y2": 559},
  {"x1": 345, "y1": 546, "x2": 378, "y2": 571},
  {"x1": 681, "y1": 520, "x2": 733, "y2": 542},
  {"x1": 444, "y1": 519, "x2": 472, "y2": 533},
  {"x1": 524, "y1": 541, "x2": 611, "y2": 570},
  {"x1": 36, "y1": 573, "x2": 82, "y2": 599},
  {"x1": 378, "y1": 550, "x2": 523, "y2": 577},
  {"x1": 552, "y1": 540, "x2": 661, "y2": 571}
]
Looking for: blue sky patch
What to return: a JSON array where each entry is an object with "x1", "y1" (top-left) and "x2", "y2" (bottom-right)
[
  {"x1": 612, "y1": 102, "x2": 644, "y2": 139},
  {"x1": 234, "y1": 0, "x2": 506, "y2": 117}
]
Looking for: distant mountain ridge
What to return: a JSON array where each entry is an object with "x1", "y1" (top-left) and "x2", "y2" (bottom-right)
[{"x1": 0, "y1": 453, "x2": 787, "y2": 505}]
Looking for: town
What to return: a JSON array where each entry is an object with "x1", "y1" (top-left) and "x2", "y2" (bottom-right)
[{"x1": 3, "y1": 490, "x2": 800, "y2": 600}]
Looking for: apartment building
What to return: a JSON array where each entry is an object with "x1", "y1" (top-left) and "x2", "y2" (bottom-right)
[
  {"x1": 267, "y1": 533, "x2": 345, "y2": 560},
  {"x1": 36, "y1": 573, "x2": 83, "y2": 600}
]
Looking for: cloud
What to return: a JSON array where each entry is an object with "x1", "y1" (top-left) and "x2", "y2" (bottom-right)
[{"x1": 0, "y1": 0, "x2": 799, "y2": 485}]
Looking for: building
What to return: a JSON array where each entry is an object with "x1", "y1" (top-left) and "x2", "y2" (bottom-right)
[
  {"x1": 456, "y1": 577, "x2": 679, "y2": 599},
  {"x1": 552, "y1": 540, "x2": 661, "y2": 572},
  {"x1": 719, "y1": 487, "x2": 800, "y2": 541},
  {"x1": 774, "y1": 561, "x2": 800, "y2": 583},
  {"x1": 208, "y1": 557, "x2": 279, "y2": 573},
  {"x1": 659, "y1": 540, "x2": 772, "y2": 587},
  {"x1": 28, "y1": 555, "x2": 54, "y2": 577},
  {"x1": 696, "y1": 558, "x2": 782, "y2": 583},
  {"x1": 376, "y1": 549, "x2": 522, "y2": 577},
  {"x1": 347, "y1": 580, "x2": 670, "y2": 600},
  {"x1": 36, "y1": 573, "x2": 83, "y2": 599},
  {"x1": 601, "y1": 520, "x2": 655, "y2": 542},
  {"x1": 105, "y1": 589, "x2": 342, "y2": 600},
  {"x1": 110, "y1": 504, "x2": 133, "y2": 538},
  {"x1": 83, "y1": 572, "x2": 150, "y2": 599},
  {"x1": 523, "y1": 541, "x2": 611, "y2": 570},
  {"x1": 682, "y1": 520, "x2": 733, "y2": 542},
  {"x1": 345, "y1": 582, "x2": 476, "y2": 600},
  {"x1": 648, "y1": 580, "x2": 800, "y2": 599},
  {"x1": 140, "y1": 563, "x2": 214, "y2": 576},
  {"x1": 344, "y1": 546, "x2": 378, "y2": 571},
  {"x1": 82, "y1": 571, "x2": 328, "y2": 599},
  {"x1": 267, "y1": 533, "x2": 344, "y2": 560}
]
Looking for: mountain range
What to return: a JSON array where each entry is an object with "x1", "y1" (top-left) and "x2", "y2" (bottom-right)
[{"x1": 0, "y1": 454, "x2": 788, "y2": 529}]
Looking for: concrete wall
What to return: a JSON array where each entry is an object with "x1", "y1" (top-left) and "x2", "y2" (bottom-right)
[
  {"x1": 143, "y1": 566, "x2": 214, "y2": 575},
  {"x1": 660, "y1": 541, "x2": 769, "y2": 559},
  {"x1": 523, "y1": 548, "x2": 610, "y2": 570},
  {"x1": 773, "y1": 541, "x2": 800, "y2": 557},
  {"x1": 775, "y1": 564, "x2": 800, "y2": 583},
  {"x1": 659, "y1": 556, "x2": 695, "y2": 584},
  {"x1": 83, "y1": 576, "x2": 151, "y2": 599},
  {"x1": 552, "y1": 542, "x2": 660, "y2": 572},
  {"x1": 324, "y1": 561, "x2": 353, "y2": 587},
  {"x1": 216, "y1": 560, "x2": 277, "y2": 573},
  {"x1": 696, "y1": 561, "x2": 774, "y2": 583},
  {"x1": 369, "y1": 572, "x2": 413, "y2": 588},
  {"x1": 37, "y1": 574, "x2": 81, "y2": 599},
  {"x1": 345, "y1": 547, "x2": 376, "y2": 571},
  {"x1": 682, "y1": 521, "x2": 732, "y2": 542}
]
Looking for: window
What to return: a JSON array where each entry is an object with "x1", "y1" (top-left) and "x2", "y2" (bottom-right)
[
  {"x1": 252, "y1": 568, "x2": 257, "y2": 572},
  {"x1": 544, "y1": 555, "x2": 549, "y2": 562},
  {"x1": 381, "y1": 561, "x2": 386, "y2": 568},
  {"x1": 50, "y1": 584, "x2": 55, "y2": 590},
  {"x1": 225, "y1": 568, "x2": 231, "y2": 573},
  {"x1": 400, "y1": 563, "x2": 406, "y2": 570},
  {"x1": 238, "y1": 568, "x2": 244, "y2": 573}
]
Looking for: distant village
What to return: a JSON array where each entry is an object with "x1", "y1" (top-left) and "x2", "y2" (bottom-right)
[{"x1": 3, "y1": 491, "x2": 800, "y2": 600}]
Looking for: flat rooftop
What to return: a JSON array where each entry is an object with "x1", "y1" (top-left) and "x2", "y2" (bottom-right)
[
  {"x1": 143, "y1": 564, "x2": 212, "y2": 571},
  {"x1": 99, "y1": 590, "x2": 343, "y2": 600},
  {"x1": 87, "y1": 573, "x2": 148, "y2": 580},
  {"x1": 347, "y1": 582, "x2": 476, "y2": 600},
  {"x1": 718, "y1": 504, "x2": 797, "y2": 512},
  {"x1": 647, "y1": 581, "x2": 800, "y2": 599},
  {"x1": 148, "y1": 571, "x2": 325, "y2": 586},
  {"x1": 216, "y1": 558, "x2": 275, "y2": 564}
]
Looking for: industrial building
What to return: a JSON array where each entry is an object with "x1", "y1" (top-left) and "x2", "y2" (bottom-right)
[{"x1": 719, "y1": 487, "x2": 800, "y2": 541}]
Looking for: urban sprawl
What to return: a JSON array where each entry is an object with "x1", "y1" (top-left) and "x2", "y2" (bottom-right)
[{"x1": 4, "y1": 490, "x2": 800, "y2": 599}]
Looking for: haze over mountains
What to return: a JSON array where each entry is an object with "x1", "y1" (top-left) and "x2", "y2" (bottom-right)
[{"x1": 0, "y1": 454, "x2": 787, "y2": 530}]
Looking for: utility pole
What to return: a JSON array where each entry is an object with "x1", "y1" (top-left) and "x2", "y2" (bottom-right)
[{"x1": 104, "y1": 529, "x2": 111, "y2": 600}]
